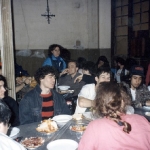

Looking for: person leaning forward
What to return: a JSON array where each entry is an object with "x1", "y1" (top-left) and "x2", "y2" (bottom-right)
[{"x1": 19, "y1": 66, "x2": 71, "y2": 125}]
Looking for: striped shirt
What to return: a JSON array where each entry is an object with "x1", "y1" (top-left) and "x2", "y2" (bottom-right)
[{"x1": 41, "y1": 92, "x2": 54, "y2": 120}]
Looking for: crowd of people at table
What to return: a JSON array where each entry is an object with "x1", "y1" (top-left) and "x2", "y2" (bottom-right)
[{"x1": 0, "y1": 43, "x2": 150, "y2": 149}]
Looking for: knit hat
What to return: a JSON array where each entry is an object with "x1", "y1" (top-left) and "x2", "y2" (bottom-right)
[{"x1": 130, "y1": 65, "x2": 144, "y2": 77}]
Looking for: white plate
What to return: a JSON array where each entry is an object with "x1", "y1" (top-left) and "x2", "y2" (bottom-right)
[
  {"x1": 47, "y1": 139, "x2": 78, "y2": 150},
  {"x1": 8, "y1": 127, "x2": 20, "y2": 138},
  {"x1": 58, "y1": 85, "x2": 70, "y2": 91},
  {"x1": 145, "y1": 112, "x2": 150, "y2": 116}
]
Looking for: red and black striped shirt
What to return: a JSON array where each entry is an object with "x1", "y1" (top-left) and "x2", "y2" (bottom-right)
[{"x1": 40, "y1": 92, "x2": 54, "y2": 120}]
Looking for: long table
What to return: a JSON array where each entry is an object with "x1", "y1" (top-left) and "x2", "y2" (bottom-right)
[
  {"x1": 16, "y1": 107, "x2": 150, "y2": 150},
  {"x1": 17, "y1": 119, "x2": 90, "y2": 150}
]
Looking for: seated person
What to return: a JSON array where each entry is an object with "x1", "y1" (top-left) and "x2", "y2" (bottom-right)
[
  {"x1": 42, "y1": 44, "x2": 66, "y2": 73},
  {"x1": 78, "y1": 82, "x2": 150, "y2": 150},
  {"x1": 58, "y1": 60, "x2": 85, "y2": 97},
  {"x1": 75, "y1": 67, "x2": 111, "y2": 114},
  {"x1": 19, "y1": 66, "x2": 71, "y2": 125},
  {"x1": 74, "y1": 61, "x2": 96, "y2": 84},
  {"x1": 95, "y1": 56, "x2": 110, "y2": 69},
  {"x1": 0, "y1": 75, "x2": 20, "y2": 127},
  {"x1": 115, "y1": 57, "x2": 129, "y2": 83},
  {"x1": 77, "y1": 57, "x2": 87, "y2": 74},
  {"x1": 122, "y1": 65, "x2": 150, "y2": 108},
  {"x1": 15, "y1": 62, "x2": 29, "y2": 77},
  {"x1": 0, "y1": 101, "x2": 25, "y2": 150},
  {"x1": 16, "y1": 76, "x2": 31, "y2": 92}
]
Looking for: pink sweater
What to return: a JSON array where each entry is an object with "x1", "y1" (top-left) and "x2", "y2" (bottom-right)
[{"x1": 78, "y1": 114, "x2": 150, "y2": 150}]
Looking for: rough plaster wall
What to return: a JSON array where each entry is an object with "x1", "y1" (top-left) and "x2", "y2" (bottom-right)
[
  {"x1": 99, "y1": 0, "x2": 111, "y2": 63},
  {"x1": 13, "y1": 0, "x2": 98, "y2": 50},
  {"x1": 13, "y1": 0, "x2": 112, "y2": 75},
  {"x1": 99, "y1": 0, "x2": 111, "y2": 49}
]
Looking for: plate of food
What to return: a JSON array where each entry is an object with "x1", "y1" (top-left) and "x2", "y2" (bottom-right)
[
  {"x1": 21, "y1": 137, "x2": 44, "y2": 149},
  {"x1": 7, "y1": 127, "x2": 20, "y2": 139},
  {"x1": 47, "y1": 139, "x2": 78, "y2": 150},
  {"x1": 36, "y1": 119, "x2": 58, "y2": 134},
  {"x1": 70, "y1": 124, "x2": 87, "y2": 132}
]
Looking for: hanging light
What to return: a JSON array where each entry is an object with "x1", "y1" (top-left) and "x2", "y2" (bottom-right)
[{"x1": 41, "y1": 0, "x2": 55, "y2": 24}]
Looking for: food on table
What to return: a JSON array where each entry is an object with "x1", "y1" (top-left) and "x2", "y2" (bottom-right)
[
  {"x1": 70, "y1": 124, "x2": 87, "y2": 132},
  {"x1": 36, "y1": 119, "x2": 58, "y2": 133},
  {"x1": 21, "y1": 137, "x2": 44, "y2": 149},
  {"x1": 72, "y1": 113, "x2": 83, "y2": 120}
]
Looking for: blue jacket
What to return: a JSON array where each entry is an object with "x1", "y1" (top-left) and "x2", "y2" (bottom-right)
[
  {"x1": 42, "y1": 55, "x2": 66, "y2": 72},
  {"x1": 19, "y1": 85, "x2": 71, "y2": 125}
]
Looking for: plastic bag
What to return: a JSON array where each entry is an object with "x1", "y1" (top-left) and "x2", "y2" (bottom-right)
[
  {"x1": 31, "y1": 50, "x2": 46, "y2": 58},
  {"x1": 16, "y1": 49, "x2": 32, "y2": 57}
]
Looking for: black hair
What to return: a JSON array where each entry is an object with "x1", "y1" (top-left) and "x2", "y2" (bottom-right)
[
  {"x1": 34, "y1": 66, "x2": 58, "y2": 84},
  {"x1": 48, "y1": 44, "x2": 64, "y2": 57},
  {"x1": 116, "y1": 57, "x2": 125, "y2": 66},
  {"x1": 77, "y1": 57, "x2": 87, "y2": 69},
  {"x1": 83, "y1": 61, "x2": 96, "y2": 75},
  {"x1": 60, "y1": 48, "x2": 71, "y2": 63},
  {"x1": 0, "y1": 101, "x2": 11, "y2": 125},
  {"x1": 96, "y1": 67, "x2": 111, "y2": 78}
]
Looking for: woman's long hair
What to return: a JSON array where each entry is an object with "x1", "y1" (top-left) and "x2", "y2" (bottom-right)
[{"x1": 94, "y1": 82, "x2": 131, "y2": 133}]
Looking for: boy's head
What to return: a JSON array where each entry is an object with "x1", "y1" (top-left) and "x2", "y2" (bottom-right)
[
  {"x1": 130, "y1": 65, "x2": 144, "y2": 89},
  {"x1": 95, "y1": 67, "x2": 111, "y2": 84},
  {"x1": 34, "y1": 66, "x2": 58, "y2": 85}
]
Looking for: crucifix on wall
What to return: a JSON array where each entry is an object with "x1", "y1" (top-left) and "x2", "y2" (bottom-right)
[{"x1": 41, "y1": 0, "x2": 55, "y2": 24}]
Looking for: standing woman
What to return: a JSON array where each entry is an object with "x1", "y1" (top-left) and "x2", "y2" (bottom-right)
[
  {"x1": 42, "y1": 44, "x2": 66, "y2": 73},
  {"x1": 78, "y1": 82, "x2": 150, "y2": 150}
]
